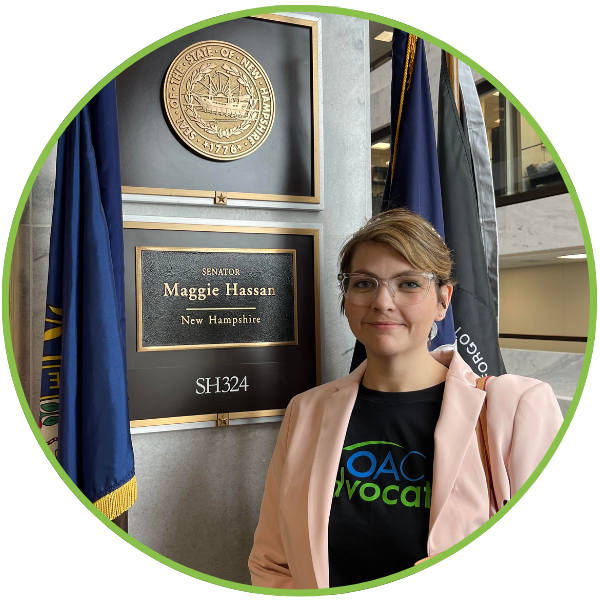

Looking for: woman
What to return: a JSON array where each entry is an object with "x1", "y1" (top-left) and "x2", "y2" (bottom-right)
[{"x1": 248, "y1": 208, "x2": 563, "y2": 589}]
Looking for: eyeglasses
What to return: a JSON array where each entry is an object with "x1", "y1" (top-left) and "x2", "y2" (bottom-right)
[{"x1": 338, "y1": 272, "x2": 435, "y2": 306}]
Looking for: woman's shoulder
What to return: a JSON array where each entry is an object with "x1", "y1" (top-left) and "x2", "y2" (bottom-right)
[
  {"x1": 486, "y1": 372, "x2": 552, "y2": 396},
  {"x1": 289, "y1": 373, "x2": 351, "y2": 406},
  {"x1": 289, "y1": 380, "x2": 337, "y2": 407},
  {"x1": 286, "y1": 369, "x2": 361, "y2": 416},
  {"x1": 484, "y1": 374, "x2": 563, "y2": 443},
  {"x1": 485, "y1": 373, "x2": 559, "y2": 417}
]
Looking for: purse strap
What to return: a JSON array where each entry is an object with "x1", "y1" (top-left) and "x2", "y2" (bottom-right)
[{"x1": 475, "y1": 376, "x2": 499, "y2": 518}]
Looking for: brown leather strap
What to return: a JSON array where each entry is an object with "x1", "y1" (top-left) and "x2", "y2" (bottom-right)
[
  {"x1": 475, "y1": 375, "x2": 492, "y2": 391},
  {"x1": 475, "y1": 376, "x2": 499, "y2": 517}
]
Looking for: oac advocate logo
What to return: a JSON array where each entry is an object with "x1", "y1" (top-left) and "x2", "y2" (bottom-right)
[
  {"x1": 333, "y1": 440, "x2": 432, "y2": 508},
  {"x1": 163, "y1": 40, "x2": 276, "y2": 161}
]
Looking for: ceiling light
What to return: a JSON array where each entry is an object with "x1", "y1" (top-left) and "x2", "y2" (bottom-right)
[
  {"x1": 374, "y1": 31, "x2": 393, "y2": 42},
  {"x1": 494, "y1": 119, "x2": 500, "y2": 123},
  {"x1": 385, "y1": 161, "x2": 389, "y2": 166},
  {"x1": 371, "y1": 142, "x2": 390, "y2": 150},
  {"x1": 492, "y1": 91, "x2": 500, "y2": 96},
  {"x1": 558, "y1": 254, "x2": 586, "y2": 259}
]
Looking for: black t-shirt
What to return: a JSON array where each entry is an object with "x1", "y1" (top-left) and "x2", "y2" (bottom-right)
[{"x1": 328, "y1": 379, "x2": 445, "y2": 588}]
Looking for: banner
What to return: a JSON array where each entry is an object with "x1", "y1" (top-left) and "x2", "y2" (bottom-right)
[
  {"x1": 437, "y1": 53, "x2": 506, "y2": 377},
  {"x1": 40, "y1": 81, "x2": 136, "y2": 519}
]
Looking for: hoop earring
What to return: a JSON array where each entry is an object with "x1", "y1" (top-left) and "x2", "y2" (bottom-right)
[{"x1": 429, "y1": 321, "x2": 438, "y2": 342}]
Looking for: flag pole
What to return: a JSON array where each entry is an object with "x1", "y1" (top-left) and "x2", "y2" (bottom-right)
[{"x1": 445, "y1": 52, "x2": 460, "y2": 117}]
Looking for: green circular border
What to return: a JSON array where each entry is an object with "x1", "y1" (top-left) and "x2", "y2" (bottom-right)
[{"x1": 2, "y1": 5, "x2": 596, "y2": 596}]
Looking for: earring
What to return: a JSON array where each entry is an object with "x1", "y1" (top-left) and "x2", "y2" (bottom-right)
[{"x1": 429, "y1": 321, "x2": 438, "y2": 341}]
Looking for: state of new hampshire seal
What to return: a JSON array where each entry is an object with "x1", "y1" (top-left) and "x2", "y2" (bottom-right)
[{"x1": 163, "y1": 40, "x2": 276, "y2": 161}]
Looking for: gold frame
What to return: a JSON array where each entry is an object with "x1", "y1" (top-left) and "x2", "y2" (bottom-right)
[
  {"x1": 135, "y1": 246, "x2": 298, "y2": 351},
  {"x1": 122, "y1": 13, "x2": 320, "y2": 204},
  {"x1": 130, "y1": 408, "x2": 286, "y2": 429},
  {"x1": 125, "y1": 220, "x2": 321, "y2": 428}
]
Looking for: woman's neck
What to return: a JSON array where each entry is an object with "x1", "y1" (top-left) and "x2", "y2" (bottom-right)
[{"x1": 361, "y1": 346, "x2": 449, "y2": 392}]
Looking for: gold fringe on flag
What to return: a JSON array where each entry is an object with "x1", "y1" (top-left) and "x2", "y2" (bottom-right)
[
  {"x1": 390, "y1": 33, "x2": 418, "y2": 184},
  {"x1": 93, "y1": 475, "x2": 138, "y2": 520}
]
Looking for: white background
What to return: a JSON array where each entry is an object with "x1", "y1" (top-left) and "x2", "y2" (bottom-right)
[{"x1": 1, "y1": 1, "x2": 597, "y2": 597}]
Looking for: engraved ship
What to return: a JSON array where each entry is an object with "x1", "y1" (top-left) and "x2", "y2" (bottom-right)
[
  {"x1": 198, "y1": 70, "x2": 252, "y2": 119},
  {"x1": 198, "y1": 93, "x2": 250, "y2": 117}
]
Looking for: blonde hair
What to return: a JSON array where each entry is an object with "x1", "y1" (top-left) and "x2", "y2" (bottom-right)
[{"x1": 338, "y1": 208, "x2": 457, "y2": 313}]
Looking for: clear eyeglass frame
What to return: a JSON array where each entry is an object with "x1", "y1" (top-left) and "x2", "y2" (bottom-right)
[{"x1": 338, "y1": 272, "x2": 436, "y2": 306}]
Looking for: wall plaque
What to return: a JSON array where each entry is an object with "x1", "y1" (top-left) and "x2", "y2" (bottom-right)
[
  {"x1": 136, "y1": 247, "x2": 297, "y2": 351},
  {"x1": 163, "y1": 40, "x2": 276, "y2": 161},
  {"x1": 124, "y1": 222, "x2": 320, "y2": 428},
  {"x1": 117, "y1": 14, "x2": 321, "y2": 204}
]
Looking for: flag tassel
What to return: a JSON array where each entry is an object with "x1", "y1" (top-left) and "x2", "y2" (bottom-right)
[{"x1": 93, "y1": 475, "x2": 138, "y2": 520}]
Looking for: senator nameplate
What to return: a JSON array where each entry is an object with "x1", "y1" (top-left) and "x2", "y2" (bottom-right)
[
  {"x1": 136, "y1": 247, "x2": 297, "y2": 351},
  {"x1": 163, "y1": 40, "x2": 276, "y2": 161}
]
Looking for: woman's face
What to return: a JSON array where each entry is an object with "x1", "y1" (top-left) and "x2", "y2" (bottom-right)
[{"x1": 344, "y1": 242, "x2": 452, "y2": 358}]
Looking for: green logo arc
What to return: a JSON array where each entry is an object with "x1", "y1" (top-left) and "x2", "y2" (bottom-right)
[{"x1": 343, "y1": 440, "x2": 403, "y2": 451}]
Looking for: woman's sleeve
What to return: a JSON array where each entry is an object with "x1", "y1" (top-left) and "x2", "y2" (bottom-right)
[
  {"x1": 248, "y1": 396, "x2": 296, "y2": 589},
  {"x1": 507, "y1": 381, "x2": 563, "y2": 496}
]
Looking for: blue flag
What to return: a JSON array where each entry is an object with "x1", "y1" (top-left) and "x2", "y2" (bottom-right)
[
  {"x1": 39, "y1": 81, "x2": 137, "y2": 519},
  {"x1": 350, "y1": 30, "x2": 455, "y2": 371},
  {"x1": 382, "y1": 29, "x2": 455, "y2": 349}
]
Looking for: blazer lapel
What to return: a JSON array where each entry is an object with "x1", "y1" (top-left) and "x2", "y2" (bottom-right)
[
  {"x1": 428, "y1": 350, "x2": 486, "y2": 544},
  {"x1": 307, "y1": 362, "x2": 366, "y2": 589}
]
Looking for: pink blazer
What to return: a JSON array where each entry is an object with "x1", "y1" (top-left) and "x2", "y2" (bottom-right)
[{"x1": 248, "y1": 349, "x2": 563, "y2": 589}]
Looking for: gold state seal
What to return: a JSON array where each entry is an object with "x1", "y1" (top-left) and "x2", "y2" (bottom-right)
[{"x1": 163, "y1": 40, "x2": 276, "y2": 161}]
